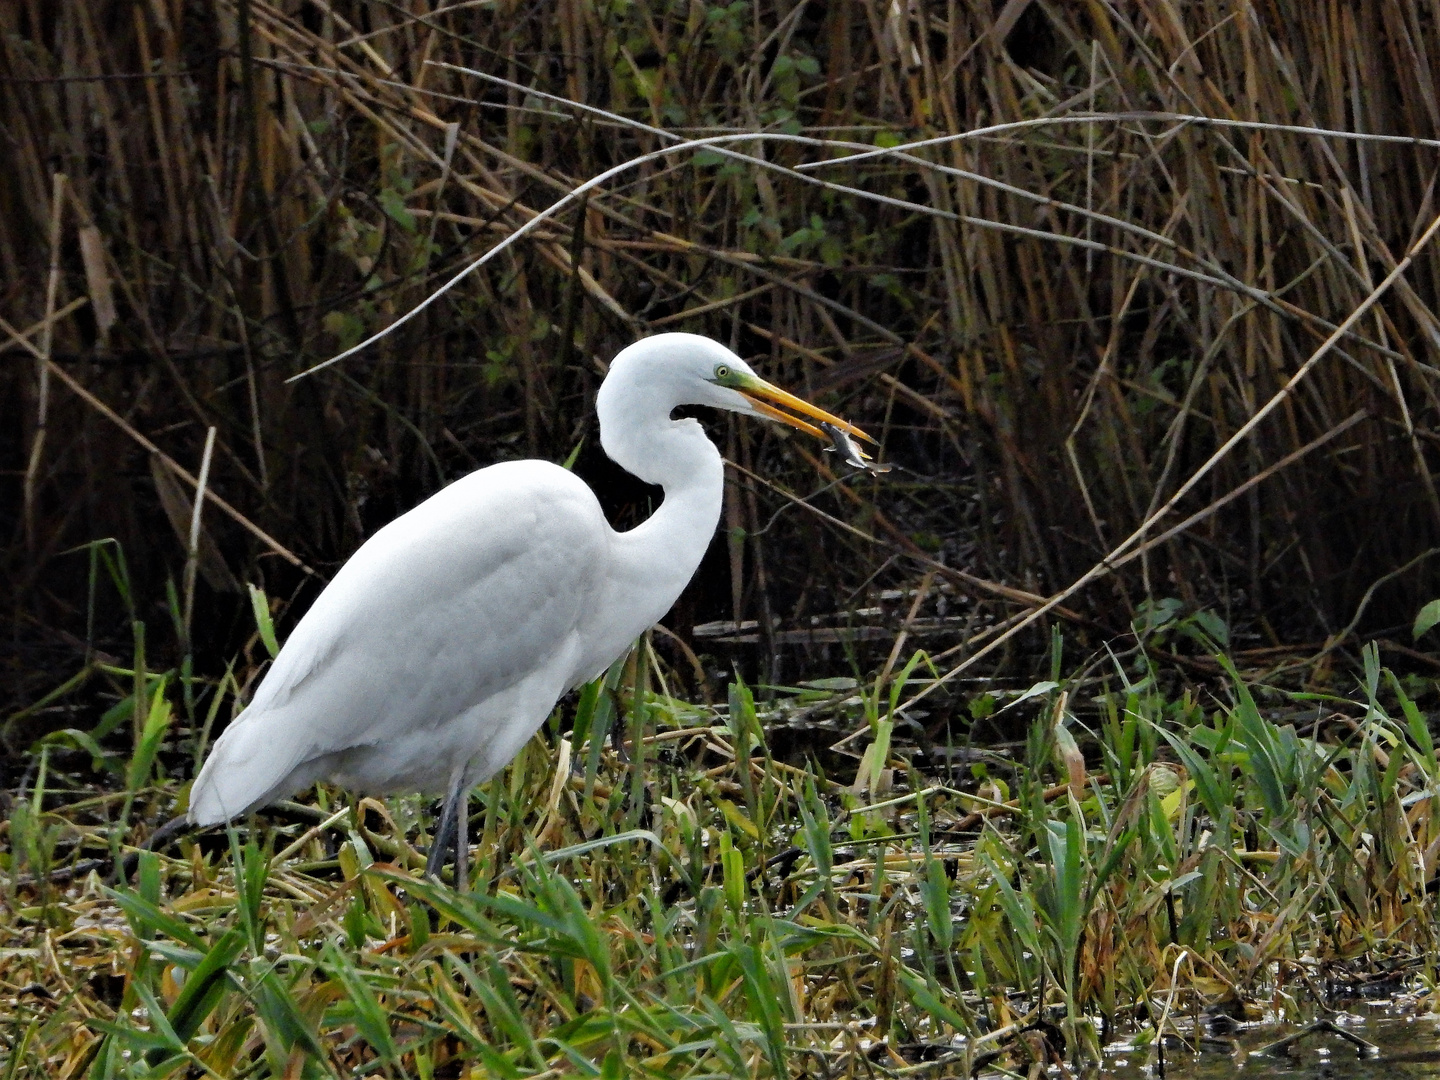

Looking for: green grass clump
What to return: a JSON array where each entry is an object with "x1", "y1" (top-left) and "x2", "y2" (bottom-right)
[{"x1": 4, "y1": 638, "x2": 1440, "y2": 1077}]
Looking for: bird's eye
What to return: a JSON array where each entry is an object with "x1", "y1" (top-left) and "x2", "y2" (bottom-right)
[{"x1": 715, "y1": 365, "x2": 731, "y2": 380}]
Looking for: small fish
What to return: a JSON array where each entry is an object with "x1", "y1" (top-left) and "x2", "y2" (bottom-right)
[{"x1": 819, "y1": 421, "x2": 891, "y2": 474}]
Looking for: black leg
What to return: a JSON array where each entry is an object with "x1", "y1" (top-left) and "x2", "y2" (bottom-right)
[
  {"x1": 455, "y1": 788, "x2": 469, "y2": 893},
  {"x1": 426, "y1": 790, "x2": 459, "y2": 879},
  {"x1": 427, "y1": 775, "x2": 471, "y2": 885},
  {"x1": 116, "y1": 814, "x2": 196, "y2": 883}
]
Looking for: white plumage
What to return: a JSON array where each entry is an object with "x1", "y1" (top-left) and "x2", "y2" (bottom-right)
[{"x1": 188, "y1": 333, "x2": 869, "y2": 883}]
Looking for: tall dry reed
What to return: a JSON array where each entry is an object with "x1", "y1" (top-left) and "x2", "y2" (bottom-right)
[{"x1": 6, "y1": 0, "x2": 1440, "y2": 727}]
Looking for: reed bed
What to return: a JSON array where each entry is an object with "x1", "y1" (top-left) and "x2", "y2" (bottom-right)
[{"x1": 8, "y1": 1, "x2": 1440, "y2": 716}]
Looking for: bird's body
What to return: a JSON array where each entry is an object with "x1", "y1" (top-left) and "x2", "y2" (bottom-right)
[
  {"x1": 188, "y1": 333, "x2": 868, "y2": 882},
  {"x1": 190, "y1": 462, "x2": 610, "y2": 820}
]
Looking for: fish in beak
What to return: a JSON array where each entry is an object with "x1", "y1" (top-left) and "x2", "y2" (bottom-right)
[{"x1": 818, "y1": 420, "x2": 891, "y2": 474}]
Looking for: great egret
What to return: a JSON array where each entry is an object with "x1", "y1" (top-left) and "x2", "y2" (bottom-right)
[{"x1": 188, "y1": 333, "x2": 871, "y2": 887}]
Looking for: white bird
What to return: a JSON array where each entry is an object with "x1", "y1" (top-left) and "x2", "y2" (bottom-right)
[{"x1": 188, "y1": 333, "x2": 871, "y2": 886}]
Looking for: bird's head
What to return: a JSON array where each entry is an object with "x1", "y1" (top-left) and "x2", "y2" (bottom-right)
[
  {"x1": 604, "y1": 332, "x2": 872, "y2": 445},
  {"x1": 703, "y1": 354, "x2": 873, "y2": 445}
]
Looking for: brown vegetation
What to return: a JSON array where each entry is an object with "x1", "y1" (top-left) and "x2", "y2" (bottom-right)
[{"x1": 7, "y1": 0, "x2": 1440, "y2": 723}]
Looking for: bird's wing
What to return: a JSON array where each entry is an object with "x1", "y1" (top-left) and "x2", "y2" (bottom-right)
[{"x1": 188, "y1": 462, "x2": 610, "y2": 823}]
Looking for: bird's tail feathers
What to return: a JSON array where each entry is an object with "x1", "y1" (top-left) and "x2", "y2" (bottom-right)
[{"x1": 188, "y1": 707, "x2": 313, "y2": 825}]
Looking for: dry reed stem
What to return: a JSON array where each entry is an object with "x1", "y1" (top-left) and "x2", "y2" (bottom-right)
[
  {"x1": 905, "y1": 205, "x2": 1440, "y2": 712},
  {"x1": 9, "y1": 0, "x2": 1440, "y2": 703},
  {"x1": 22, "y1": 174, "x2": 66, "y2": 554},
  {"x1": 0, "y1": 321, "x2": 313, "y2": 574},
  {"x1": 182, "y1": 426, "x2": 218, "y2": 647}
]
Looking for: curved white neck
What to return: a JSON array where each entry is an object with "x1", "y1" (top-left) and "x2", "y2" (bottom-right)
[
  {"x1": 562, "y1": 364, "x2": 728, "y2": 684},
  {"x1": 602, "y1": 415, "x2": 724, "y2": 628}
]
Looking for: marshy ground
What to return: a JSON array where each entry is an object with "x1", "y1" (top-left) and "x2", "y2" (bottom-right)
[{"x1": 7, "y1": 624, "x2": 1440, "y2": 1077}]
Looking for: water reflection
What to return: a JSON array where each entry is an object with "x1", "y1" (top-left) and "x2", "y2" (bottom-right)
[{"x1": 1102, "y1": 1010, "x2": 1440, "y2": 1079}]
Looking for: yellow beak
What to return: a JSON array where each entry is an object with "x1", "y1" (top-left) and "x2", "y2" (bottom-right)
[{"x1": 737, "y1": 376, "x2": 874, "y2": 444}]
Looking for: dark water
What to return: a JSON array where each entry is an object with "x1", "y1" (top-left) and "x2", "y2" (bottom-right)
[{"x1": 1102, "y1": 1010, "x2": 1440, "y2": 1079}]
